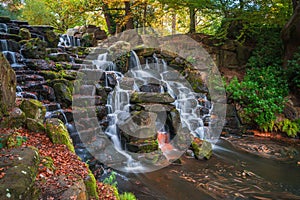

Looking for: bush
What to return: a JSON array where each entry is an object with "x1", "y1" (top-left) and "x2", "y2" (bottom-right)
[
  {"x1": 247, "y1": 27, "x2": 283, "y2": 68},
  {"x1": 286, "y1": 47, "x2": 300, "y2": 89},
  {"x1": 227, "y1": 66, "x2": 288, "y2": 130}
]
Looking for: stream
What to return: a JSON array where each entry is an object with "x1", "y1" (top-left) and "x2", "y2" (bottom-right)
[{"x1": 116, "y1": 137, "x2": 300, "y2": 200}]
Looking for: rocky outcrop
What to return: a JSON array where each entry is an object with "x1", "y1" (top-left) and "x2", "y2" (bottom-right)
[
  {"x1": 281, "y1": 4, "x2": 300, "y2": 67},
  {"x1": 45, "y1": 118, "x2": 75, "y2": 153},
  {"x1": 0, "y1": 147, "x2": 40, "y2": 200},
  {"x1": 0, "y1": 53, "x2": 16, "y2": 118},
  {"x1": 191, "y1": 137, "x2": 212, "y2": 160}
]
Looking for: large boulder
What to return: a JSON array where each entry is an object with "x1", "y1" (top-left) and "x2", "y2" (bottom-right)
[
  {"x1": 20, "y1": 38, "x2": 47, "y2": 59},
  {"x1": 191, "y1": 137, "x2": 212, "y2": 160},
  {"x1": 19, "y1": 99, "x2": 46, "y2": 122},
  {"x1": 130, "y1": 92, "x2": 175, "y2": 104},
  {"x1": 0, "y1": 107, "x2": 26, "y2": 128},
  {"x1": 53, "y1": 81, "x2": 73, "y2": 108},
  {"x1": 281, "y1": 4, "x2": 300, "y2": 67},
  {"x1": 0, "y1": 147, "x2": 40, "y2": 200},
  {"x1": 45, "y1": 118, "x2": 75, "y2": 153},
  {"x1": 0, "y1": 53, "x2": 16, "y2": 118}
]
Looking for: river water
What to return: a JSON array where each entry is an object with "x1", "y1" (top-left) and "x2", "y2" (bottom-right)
[{"x1": 116, "y1": 137, "x2": 300, "y2": 200}]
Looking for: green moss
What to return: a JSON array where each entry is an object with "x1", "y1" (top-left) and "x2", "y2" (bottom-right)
[
  {"x1": 26, "y1": 118, "x2": 45, "y2": 133},
  {"x1": 45, "y1": 118, "x2": 75, "y2": 153},
  {"x1": 191, "y1": 138, "x2": 212, "y2": 160},
  {"x1": 19, "y1": 28, "x2": 31, "y2": 40},
  {"x1": 20, "y1": 99, "x2": 46, "y2": 122},
  {"x1": 40, "y1": 70, "x2": 60, "y2": 80},
  {"x1": 84, "y1": 169, "x2": 99, "y2": 200}
]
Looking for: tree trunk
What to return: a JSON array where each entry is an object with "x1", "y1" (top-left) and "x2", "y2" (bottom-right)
[
  {"x1": 172, "y1": 10, "x2": 176, "y2": 35},
  {"x1": 125, "y1": 1, "x2": 134, "y2": 30},
  {"x1": 102, "y1": 3, "x2": 115, "y2": 35},
  {"x1": 293, "y1": 0, "x2": 300, "y2": 11},
  {"x1": 281, "y1": 3, "x2": 300, "y2": 67},
  {"x1": 189, "y1": 7, "x2": 196, "y2": 33}
]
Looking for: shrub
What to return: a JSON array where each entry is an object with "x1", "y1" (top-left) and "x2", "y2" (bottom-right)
[
  {"x1": 247, "y1": 27, "x2": 283, "y2": 68},
  {"x1": 286, "y1": 47, "x2": 300, "y2": 89},
  {"x1": 227, "y1": 66, "x2": 288, "y2": 130}
]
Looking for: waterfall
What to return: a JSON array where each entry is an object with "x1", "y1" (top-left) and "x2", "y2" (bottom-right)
[
  {"x1": 58, "y1": 34, "x2": 81, "y2": 47},
  {"x1": 93, "y1": 52, "x2": 116, "y2": 71},
  {"x1": 2, "y1": 51, "x2": 24, "y2": 68},
  {"x1": 86, "y1": 49, "x2": 212, "y2": 172},
  {"x1": 129, "y1": 50, "x2": 141, "y2": 70},
  {"x1": 0, "y1": 23, "x2": 8, "y2": 33},
  {"x1": 0, "y1": 40, "x2": 8, "y2": 51}
]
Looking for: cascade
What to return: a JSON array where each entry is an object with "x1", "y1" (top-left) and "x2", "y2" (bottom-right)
[
  {"x1": 58, "y1": 34, "x2": 81, "y2": 47},
  {"x1": 2, "y1": 51, "x2": 25, "y2": 68},
  {"x1": 45, "y1": 103, "x2": 69, "y2": 124},
  {"x1": 96, "y1": 50, "x2": 212, "y2": 171},
  {"x1": 0, "y1": 23, "x2": 8, "y2": 33},
  {"x1": 0, "y1": 39, "x2": 8, "y2": 51}
]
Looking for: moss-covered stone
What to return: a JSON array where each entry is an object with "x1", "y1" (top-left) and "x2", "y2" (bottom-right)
[
  {"x1": 44, "y1": 29, "x2": 59, "y2": 48},
  {"x1": 130, "y1": 92, "x2": 175, "y2": 104},
  {"x1": 0, "y1": 107, "x2": 26, "y2": 128},
  {"x1": 39, "y1": 70, "x2": 60, "y2": 80},
  {"x1": 0, "y1": 52, "x2": 16, "y2": 118},
  {"x1": 20, "y1": 99, "x2": 46, "y2": 123},
  {"x1": 6, "y1": 131, "x2": 27, "y2": 148},
  {"x1": 84, "y1": 169, "x2": 99, "y2": 200},
  {"x1": 45, "y1": 118, "x2": 75, "y2": 153},
  {"x1": 0, "y1": 147, "x2": 40, "y2": 200},
  {"x1": 19, "y1": 28, "x2": 31, "y2": 40},
  {"x1": 0, "y1": 16, "x2": 11, "y2": 23},
  {"x1": 26, "y1": 118, "x2": 45, "y2": 133},
  {"x1": 191, "y1": 137, "x2": 212, "y2": 160},
  {"x1": 20, "y1": 38, "x2": 47, "y2": 59},
  {"x1": 53, "y1": 82, "x2": 73, "y2": 108}
]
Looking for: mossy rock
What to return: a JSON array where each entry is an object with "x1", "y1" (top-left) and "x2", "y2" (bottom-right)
[
  {"x1": 39, "y1": 70, "x2": 60, "y2": 80},
  {"x1": 0, "y1": 52, "x2": 16, "y2": 118},
  {"x1": 84, "y1": 169, "x2": 99, "y2": 200},
  {"x1": 20, "y1": 99, "x2": 46, "y2": 123},
  {"x1": 130, "y1": 92, "x2": 175, "y2": 104},
  {"x1": 20, "y1": 38, "x2": 47, "y2": 59},
  {"x1": 26, "y1": 118, "x2": 45, "y2": 133},
  {"x1": 0, "y1": 16, "x2": 11, "y2": 23},
  {"x1": 53, "y1": 82, "x2": 73, "y2": 108},
  {"x1": 19, "y1": 28, "x2": 31, "y2": 40},
  {"x1": 0, "y1": 107, "x2": 26, "y2": 128},
  {"x1": 0, "y1": 146, "x2": 40, "y2": 200},
  {"x1": 6, "y1": 131, "x2": 27, "y2": 148},
  {"x1": 44, "y1": 30, "x2": 59, "y2": 48},
  {"x1": 191, "y1": 137, "x2": 212, "y2": 160},
  {"x1": 45, "y1": 118, "x2": 75, "y2": 153}
]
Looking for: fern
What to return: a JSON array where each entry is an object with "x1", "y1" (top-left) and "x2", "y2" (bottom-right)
[
  {"x1": 103, "y1": 171, "x2": 118, "y2": 187},
  {"x1": 281, "y1": 119, "x2": 299, "y2": 138},
  {"x1": 119, "y1": 192, "x2": 137, "y2": 200}
]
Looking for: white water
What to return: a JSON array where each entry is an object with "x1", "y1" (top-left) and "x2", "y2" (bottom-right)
[
  {"x1": 0, "y1": 23, "x2": 8, "y2": 33},
  {"x1": 95, "y1": 50, "x2": 212, "y2": 171},
  {"x1": 58, "y1": 34, "x2": 81, "y2": 47},
  {"x1": 0, "y1": 40, "x2": 8, "y2": 51},
  {"x1": 2, "y1": 51, "x2": 25, "y2": 68}
]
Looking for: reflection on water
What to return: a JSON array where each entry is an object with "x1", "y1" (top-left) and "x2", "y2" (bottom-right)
[{"x1": 117, "y1": 138, "x2": 300, "y2": 200}]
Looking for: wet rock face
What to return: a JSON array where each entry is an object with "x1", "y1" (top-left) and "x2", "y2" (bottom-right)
[
  {"x1": 0, "y1": 147, "x2": 40, "y2": 200},
  {"x1": 191, "y1": 137, "x2": 212, "y2": 160},
  {"x1": 45, "y1": 118, "x2": 75, "y2": 153},
  {"x1": 20, "y1": 38, "x2": 47, "y2": 59},
  {"x1": 130, "y1": 92, "x2": 175, "y2": 104},
  {"x1": 0, "y1": 52, "x2": 16, "y2": 118}
]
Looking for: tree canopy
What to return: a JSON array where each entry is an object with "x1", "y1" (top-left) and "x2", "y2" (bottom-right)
[{"x1": 0, "y1": 0, "x2": 294, "y2": 39}]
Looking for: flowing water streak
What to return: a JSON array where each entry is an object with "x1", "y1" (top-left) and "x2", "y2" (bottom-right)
[
  {"x1": 0, "y1": 23, "x2": 8, "y2": 33},
  {"x1": 0, "y1": 39, "x2": 8, "y2": 51},
  {"x1": 101, "y1": 50, "x2": 210, "y2": 170}
]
